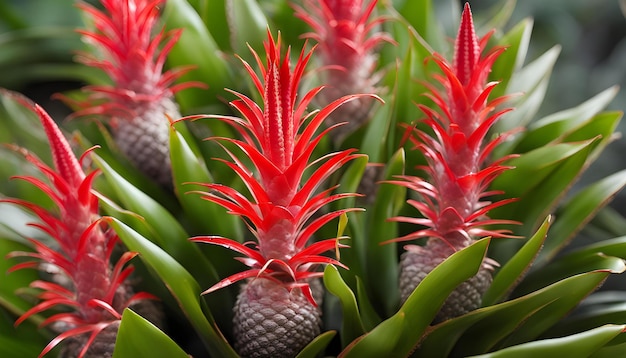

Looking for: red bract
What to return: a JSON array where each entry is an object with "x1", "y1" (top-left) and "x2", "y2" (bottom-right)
[
  {"x1": 294, "y1": 0, "x2": 391, "y2": 139},
  {"x1": 73, "y1": 0, "x2": 198, "y2": 117},
  {"x1": 389, "y1": 3, "x2": 519, "y2": 250},
  {"x1": 65, "y1": 0, "x2": 204, "y2": 186},
  {"x1": 189, "y1": 30, "x2": 379, "y2": 304},
  {"x1": 4, "y1": 101, "x2": 154, "y2": 358}
]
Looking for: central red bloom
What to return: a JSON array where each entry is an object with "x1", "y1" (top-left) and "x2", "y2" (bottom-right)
[
  {"x1": 189, "y1": 30, "x2": 379, "y2": 304},
  {"x1": 389, "y1": 3, "x2": 518, "y2": 249}
]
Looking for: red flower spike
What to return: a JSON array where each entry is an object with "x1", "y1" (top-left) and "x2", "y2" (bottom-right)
[
  {"x1": 389, "y1": 3, "x2": 519, "y2": 320},
  {"x1": 4, "y1": 102, "x2": 154, "y2": 357},
  {"x1": 188, "y1": 30, "x2": 380, "y2": 303},
  {"x1": 390, "y1": 3, "x2": 518, "y2": 249},
  {"x1": 294, "y1": 0, "x2": 392, "y2": 140},
  {"x1": 67, "y1": 0, "x2": 205, "y2": 186}
]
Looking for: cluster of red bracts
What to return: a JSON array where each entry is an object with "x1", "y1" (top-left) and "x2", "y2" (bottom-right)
[{"x1": 4, "y1": 0, "x2": 517, "y2": 357}]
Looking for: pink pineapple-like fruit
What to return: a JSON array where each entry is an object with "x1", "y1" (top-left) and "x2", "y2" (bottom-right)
[
  {"x1": 294, "y1": 0, "x2": 391, "y2": 142},
  {"x1": 388, "y1": 3, "x2": 518, "y2": 322},
  {"x1": 69, "y1": 0, "x2": 202, "y2": 186},
  {"x1": 3, "y1": 97, "x2": 156, "y2": 357},
  {"x1": 187, "y1": 31, "x2": 378, "y2": 357}
]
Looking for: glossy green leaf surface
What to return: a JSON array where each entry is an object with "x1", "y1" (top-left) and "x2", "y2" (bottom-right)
[
  {"x1": 94, "y1": 155, "x2": 220, "y2": 287},
  {"x1": 417, "y1": 269, "x2": 619, "y2": 357},
  {"x1": 107, "y1": 218, "x2": 238, "y2": 358},
  {"x1": 490, "y1": 18, "x2": 533, "y2": 101},
  {"x1": 491, "y1": 139, "x2": 597, "y2": 245},
  {"x1": 324, "y1": 265, "x2": 366, "y2": 347},
  {"x1": 113, "y1": 309, "x2": 189, "y2": 358},
  {"x1": 536, "y1": 169, "x2": 626, "y2": 266},
  {"x1": 496, "y1": 45, "x2": 559, "y2": 133},
  {"x1": 364, "y1": 148, "x2": 405, "y2": 316},
  {"x1": 514, "y1": 87, "x2": 618, "y2": 153},
  {"x1": 295, "y1": 331, "x2": 337, "y2": 358},
  {"x1": 468, "y1": 325, "x2": 625, "y2": 358},
  {"x1": 343, "y1": 239, "x2": 490, "y2": 357},
  {"x1": 162, "y1": 0, "x2": 232, "y2": 112},
  {"x1": 170, "y1": 124, "x2": 243, "y2": 240},
  {"x1": 483, "y1": 216, "x2": 551, "y2": 306}
]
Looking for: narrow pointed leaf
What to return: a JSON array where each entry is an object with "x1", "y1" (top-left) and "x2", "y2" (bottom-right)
[
  {"x1": 483, "y1": 215, "x2": 551, "y2": 306},
  {"x1": 468, "y1": 325, "x2": 625, "y2": 358},
  {"x1": 536, "y1": 169, "x2": 626, "y2": 266},
  {"x1": 162, "y1": 0, "x2": 232, "y2": 111},
  {"x1": 113, "y1": 308, "x2": 189, "y2": 358},
  {"x1": 169, "y1": 125, "x2": 243, "y2": 240},
  {"x1": 295, "y1": 331, "x2": 337, "y2": 358},
  {"x1": 365, "y1": 148, "x2": 405, "y2": 316},
  {"x1": 323, "y1": 265, "x2": 366, "y2": 347},
  {"x1": 417, "y1": 269, "x2": 620, "y2": 356},
  {"x1": 342, "y1": 239, "x2": 490, "y2": 357},
  {"x1": 107, "y1": 218, "x2": 238, "y2": 358}
]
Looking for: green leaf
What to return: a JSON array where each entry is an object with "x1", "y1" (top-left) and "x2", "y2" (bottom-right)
[
  {"x1": 107, "y1": 218, "x2": 238, "y2": 358},
  {"x1": 490, "y1": 139, "x2": 598, "y2": 246},
  {"x1": 162, "y1": 0, "x2": 232, "y2": 112},
  {"x1": 548, "y1": 291, "x2": 626, "y2": 338},
  {"x1": 295, "y1": 331, "x2": 337, "y2": 358},
  {"x1": 342, "y1": 239, "x2": 490, "y2": 357},
  {"x1": 93, "y1": 155, "x2": 220, "y2": 287},
  {"x1": 324, "y1": 265, "x2": 366, "y2": 347},
  {"x1": 483, "y1": 216, "x2": 552, "y2": 306},
  {"x1": 495, "y1": 45, "x2": 560, "y2": 134},
  {"x1": 113, "y1": 309, "x2": 189, "y2": 358},
  {"x1": 490, "y1": 18, "x2": 534, "y2": 100},
  {"x1": 396, "y1": 0, "x2": 445, "y2": 51},
  {"x1": 415, "y1": 269, "x2": 619, "y2": 357},
  {"x1": 188, "y1": 0, "x2": 231, "y2": 51},
  {"x1": 169, "y1": 124, "x2": 243, "y2": 240},
  {"x1": 468, "y1": 325, "x2": 625, "y2": 358},
  {"x1": 364, "y1": 148, "x2": 405, "y2": 316},
  {"x1": 514, "y1": 87, "x2": 619, "y2": 153},
  {"x1": 537, "y1": 169, "x2": 626, "y2": 266},
  {"x1": 227, "y1": 0, "x2": 268, "y2": 61}
]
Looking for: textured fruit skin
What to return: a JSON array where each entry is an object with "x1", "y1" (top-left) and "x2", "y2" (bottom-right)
[
  {"x1": 399, "y1": 240, "x2": 494, "y2": 323},
  {"x1": 59, "y1": 322, "x2": 119, "y2": 358},
  {"x1": 114, "y1": 97, "x2": 179, "y2": 186},
  {"x1": 233, "y1": 278, "x2": 321, "y2": 358}
]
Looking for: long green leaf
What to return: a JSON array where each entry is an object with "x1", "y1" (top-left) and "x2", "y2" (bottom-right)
[
  {"x1": 169, "y1": 124, "x2": 243, "y2": 240},
  {"x1": 107, "y1": 218, "x2": 238, "y2": 358},
  {"x1": 537, "y1": 169, "x2": 626, "y2": 266},
  {"x1": 365, "y1": 148, "x2": 405, "y2": 316},
  {"x1": 417, "y1": 268, "x2": 621, "y2": 357},
  {"x1": 514, "y1": 87, "x2": 619, "y2": 153},
  {"x1": 93, "y1": 155, "x2": 220, "y2": 287},
  {"x1": 113, "y1": 309, "x2": 189, "y2": 358},
  {"x1": 468, "y1": 325, "x2": 625, "y2": 358},
  {"x1": 295, "y1": 331, "x2": 337, "y2": 358},
  {"x1": 483, "y1": 216, "x2": 551, "y2": 306},
  {"x1": 324, "y1": 265, "x2": 366, "y2": 347},
  {"x1": 342, "y1": 239, "x2": 490, "y2": 357},
  {"x1": 162, "y1": 0, "x2": 232, "y2": 112}
]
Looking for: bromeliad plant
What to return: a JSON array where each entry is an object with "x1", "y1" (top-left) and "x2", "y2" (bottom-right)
[
  {"x1": 2, "y1": 0, "x2": 626, "y2": 357},
  {"x1": 186, "y1": 31, "x2": 377, "y2": 357},
  {"x1": 66, "y1": 0, "x2": 202, "y2": 186},
  {"x1": 2, "y1": 95, "x2": 155, "y2": 358},
  {"x1": 389, "y1": 3, "x2": 519, "y2": 322},
  {"x1": 293, "y1": 0, "x2": 390, "y2": 142}
]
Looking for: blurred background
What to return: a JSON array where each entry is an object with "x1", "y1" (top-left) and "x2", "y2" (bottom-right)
[{"x1": 0, "y1": 0, "x2": 625, "y2": 210}]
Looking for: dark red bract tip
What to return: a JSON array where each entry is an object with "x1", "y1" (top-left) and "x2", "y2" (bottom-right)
[{"x1": 453, "y1": 3, "x2": 479, "y2": 86}]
